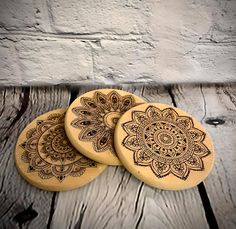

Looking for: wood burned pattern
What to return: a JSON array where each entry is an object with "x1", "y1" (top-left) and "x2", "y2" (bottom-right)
[
  {"x1": 71, "y1": 91, "x2": 139, "y2": 155},
  {"x1": 122, "y1": 105, "x2": 211, "y2": 180},
  {"x1": 20, "y1": 112, "x2": 96, "y2": 182}
]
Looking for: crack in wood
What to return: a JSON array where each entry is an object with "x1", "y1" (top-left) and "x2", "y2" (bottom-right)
[
  {"x1": 0, "y1": 87, "x2": 30, "y2": 143},
  {"x1": 74, "y1": 203, "x2": 87, "y2": 229},
  {"x1": 198, "y1": 183, "x2": 219, "y2": 229},
  {"x1": 0, "y1": 199, "x2": 17, "y2": 220},
  {"x1": 69, "y1": 87, "x2": 80, "y2": 104},
  {"x1": 200, "y1": 84, "x2": 207, "y2": 122},
  {"x1": 135, "y1": 201, "x2": 145, "y2": 229},
  {"x1": 46, "y1": 192, "x2": 57, "y2": 229},
  {"x1": 134, "y1": 182, "x2": 144, "y2": 214},
  {"x1": 223, "y1": 86, "x2": 236, "y2": 107},
  {"x1": 112, "y1": 168, "x2": 127, "y2": 198},
  {"x1": 166, "y1": 85, "x2": 219, "y2": 229},
  {"x1": 165, "y1": 85, "x2": 177, "y2": 107}
]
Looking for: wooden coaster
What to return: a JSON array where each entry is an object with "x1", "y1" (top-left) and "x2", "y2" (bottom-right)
[
  {"x1": 65, "y1": 89, "x2": 145, "y2": 165},
  {"x1": 15, "y1": 108, "x2": 107, "y2": 191},
  {"x1": 114, "y1": 103, "x2": 215, "y2": 190}
]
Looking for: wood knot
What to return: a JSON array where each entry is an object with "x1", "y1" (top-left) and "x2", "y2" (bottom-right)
[
  {"x1": 13, "y1": 203, "x2": 38, "y2": 228},
  {"x1": 205, "y1": 118, "x2": 225, "y2": 126}
]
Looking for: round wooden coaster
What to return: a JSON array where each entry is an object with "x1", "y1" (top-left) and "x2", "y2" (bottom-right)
[
  {"x1": 15, "y1": 108, "x2": 107, "y2": 191},
  {"x1": 114, "y1": 103, "x2": 215, "y2": 190},
  {"x1": 65, "y1": 89, "x2": 145, "y2": 165}
]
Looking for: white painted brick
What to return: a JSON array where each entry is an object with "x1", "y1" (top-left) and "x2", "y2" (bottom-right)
[
  {"x1": 14, "y1": 39, "x2": 93, "y2": 84},
  {"x1": 0, "y1": 0, "x2": 52, "y2": 32},
  {"x1": 188, "y1": 44, "x2": 236, "y2": 82},
  {"x1": 0, "y1": 0, "x2": 235, "y2": 85},
  {"x1": 0, "y1": 39, "x2": 22, "y2": 85},
  {"x1": 50, "y1": 0, "x2": 149, "y2": 34},
  {"x1": 0, "y1": 0, "x2": 37, "y2": 30},
  {"x1": 92, "y1": 40, "x2": 157, "y2": 84},
  {"x1": 149, "y1": 0, "x2": 236, "y2": 42},
  {"x1": 93, "y1": 39, "x2": 236, "y2": 84}
]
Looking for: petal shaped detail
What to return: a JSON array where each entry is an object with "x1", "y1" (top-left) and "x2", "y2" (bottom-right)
[
  {"x1": 151, "y1": 160, "x2": 171, "y2": 178},
  {"x1": 170, "y1": 163, "x2": 189, "y2": 180},
  {"x1": 122, "y1": 104, "x2": 212, "y2": 180},
  {"x1": 122, "y1": 136, "x2": 141, "y2": 151},
  {"x1": 71, "y1": 118, "x2": 98, "y2": 128},
  {"x1": 21, "y1": 151, "x2": 32, "y2": 163},
  {"x1": 120, "y1": 95, "x2": 135, "y2": 112},
  {"x1": 31, "y1": 155, "x2": 49, "y2": 170},
  {"x1": 22, "y1": 137, "x2": 38, "y2": 152},
  {"x1": 185, "y1": 154, "x2": 204, "y2": 170},
  {"x1": 108, "y1": 91, "x2": 122, "y2": 111},
  {"x1": 132, "y1": 111, "x2": 148, "y2": 124},
  {"x1": 176, "y1": 117, "x2": 194, "y2": 130},
  {"x1": 162, "y1": 108, "x2": 178, "y2": 122},
  {"x1": 123, "y1": 122, "x2": 139, "y2": 135},
  {"x1": 80, "y1": 97, "x2": 98, "y2": 109},
  {"x1": 26, "y1": 128, "x2": 37, "y2": 139},
  {"x1": 38, "y1": 168, "x2": 53, "y2": 179},
  {"x1": 95, "y1": 92, "x2": 110, "y2": 110},
  {"x1": 51, "y1": 164, "x2": 73, "y2": 181},
  {"x1": 193, "y1": 142, "x2": 211, "y2": 157},
  {"x1": 72, "y1": 107, "x2": 93, "y2": 117},
  {"x1": 70, "y1": 167, "x2": 86, "y2": 177},
  {"x1": 79, "y1": 126, "x2": 104, "y2": 141},
  {"x1": 146, "y1": 106, "x2": 162, "y2": 119},
  {"x1": 134, "y1": 149, "x2": 153, "y2": 165},
  {"x1": 95, "y1": 130, "x2": 111, "y2": 152},
  {"x1": 188, "y1": 128, "x2": 205, "y2": 142}
]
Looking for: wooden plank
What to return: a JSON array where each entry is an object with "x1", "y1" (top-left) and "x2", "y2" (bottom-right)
[
  {"x1": 0, "y1": 87, "x2": 71, "y2": 228},
  {"x1": 51, "y1": 85, "x2": 209, "y2": 229},
  {"x1": 171, "y1": 83, "x2": 236, "y2": 229}
]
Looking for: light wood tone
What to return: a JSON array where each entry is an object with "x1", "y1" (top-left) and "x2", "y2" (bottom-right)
[
  {"x1": 65, "y1": 88, "x2": 145, "y2": 165},
  {"x1": 115, "y1": 102, "x2": 215, "y2": 190},
  {"x1": 15, "y1": 108, "x2": 107, "y2": 192},
  {"x1": 50, "y1": 86, "x2": 209, "y2": 229}
]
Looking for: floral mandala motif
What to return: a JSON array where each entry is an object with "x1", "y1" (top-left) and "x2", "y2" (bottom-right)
[
  {"x1": 71, "y1": 91, "x2": 139, "y2": 155},
  {"x1": 20, "y1": 112, "x2": 96, "y2": 182},
  {"x1": 122, "y1": 106, "x2": 211, "y2": 180}
]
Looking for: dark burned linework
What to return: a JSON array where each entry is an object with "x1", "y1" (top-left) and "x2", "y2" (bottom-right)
[
  {"x1": 122, "y1": 105, "x2": 211, "y2": 180},
  {"x1": 20, "y1": 112, "x2": 96, "y2": 182},
  {"x1": 71, "y1": 90, "x2": 139, "y2": 155}
]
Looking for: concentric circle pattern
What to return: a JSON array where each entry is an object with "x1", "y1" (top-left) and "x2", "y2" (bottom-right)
[
  {"x1": 65, "y1": 89, "x2": 145, "y2": 165},
  {"x1": 15, "y1": 108, "x2": 107, "y2": 191},
  {"x1": 115, "y1": 103, "x2": 215, "y2": 190}
]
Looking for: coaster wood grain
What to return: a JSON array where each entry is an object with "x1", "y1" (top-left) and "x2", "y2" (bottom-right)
[
  {"x1": 15, "y1": 108, "x2": 107, "y2": 191},
  {"x1": 65, "y1": 89, "x2": 145, "y2": 165},
  {"x1": 114, "y1": 103, "x2": 215, "y2": 190}
]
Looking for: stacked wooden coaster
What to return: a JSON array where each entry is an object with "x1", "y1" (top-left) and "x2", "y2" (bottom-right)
[{"x1": 15, "y1": 89, "x2": 215, "y2": 191}]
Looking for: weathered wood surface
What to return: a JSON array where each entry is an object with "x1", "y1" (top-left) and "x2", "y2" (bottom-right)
[
  {"x1": 0, "y1": 84, "x2": 235, "y2": 229},
  {"x1": 171, "y1": 84, "x2": 236, "y2": 229},
  {"x1": 50, "y1": 86, "x2": 208, "y2": 229},
  {"x1": 0, "y1": 87, "x2": 71, "y2": 229}
]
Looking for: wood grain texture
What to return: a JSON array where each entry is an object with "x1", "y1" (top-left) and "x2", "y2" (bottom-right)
[
  {"x1": 171, "y1": 83, "x2": 236, "y2": 229},
  {"x1": 0, "y1": 87, "x2": 71, "y2": 228},
  {"x1": 2, "y1": 85, "x2": 235, "y2": 229},
  {"x1": 50, "y1": 85, "x2": 209, "y2": 229}
]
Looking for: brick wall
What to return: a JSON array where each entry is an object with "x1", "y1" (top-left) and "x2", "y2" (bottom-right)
[{"x1": 0, "y1": 0, "x2": 236, "y2": 85}]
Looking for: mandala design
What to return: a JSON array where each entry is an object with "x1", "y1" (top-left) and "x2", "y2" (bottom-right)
[
  {"x1": 20, "y1": 112, "x2": 96, "y2": 182},
  {"x1": 122, "y1": 106, "x2": 211, "y2": 180},
  {"x1": 71, "y1": 91, "x2": 140, "y2": 155}
]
